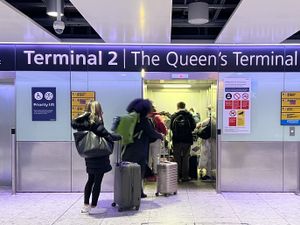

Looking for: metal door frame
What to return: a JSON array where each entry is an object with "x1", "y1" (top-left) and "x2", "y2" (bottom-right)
[
  {"x1": 0, "y1": 71, "x2": 16, "y2": 193},
  {"x1": 143, "y1": 72, "x2": 220, "y2": 192}
]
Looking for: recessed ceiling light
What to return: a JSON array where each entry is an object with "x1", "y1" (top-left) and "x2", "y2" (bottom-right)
[{"x1": 162, "y1": 84, "x2": 192, "y2": 88}]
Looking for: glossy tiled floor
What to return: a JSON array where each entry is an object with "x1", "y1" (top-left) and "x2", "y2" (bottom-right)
[{"x1": 1, "y1": 181, "x2": 300, "y2": 225}]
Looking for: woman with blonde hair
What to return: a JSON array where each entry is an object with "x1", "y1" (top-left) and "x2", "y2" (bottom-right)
[{"x1": 72, "y1": 100, "x2": 118, "y2": 214}]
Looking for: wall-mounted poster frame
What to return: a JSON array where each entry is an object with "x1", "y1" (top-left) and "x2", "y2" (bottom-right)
[
  {"x1": 281, "y1": 92, "x2": 300, "y2": 125},
  {"x1": 71, "y1": 91, "x2": 95, "y2": 120},
  {"x1": 223, "y1": 78, "x2": 251, "y2": 134}
]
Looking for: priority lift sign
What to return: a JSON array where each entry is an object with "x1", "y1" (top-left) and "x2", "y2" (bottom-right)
[
  {"x1": 223, "y1": 78, "x2": 251, "y2": 134},
  {"x1": 281, "y1": 92, "x2": 300, "y2": 125},
  {"x1": 32, "y1": 87, "x2": 56, "y2": 121}
]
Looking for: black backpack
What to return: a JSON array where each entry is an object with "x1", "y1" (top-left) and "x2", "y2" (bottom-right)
[
  {"x1": 197, "y1": 119, "x2": 211, "y2": 139},
  {"x1": 172, "y1": 114, "x2": 191, "y2": 137}
]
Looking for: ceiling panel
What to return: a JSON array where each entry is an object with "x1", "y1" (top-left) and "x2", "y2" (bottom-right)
[
  {"x1": 70, "y1": 0, "x2": 172, "y2": 43},
  {"x1": 216, "y1": 0, "x2": 300, "y2": 44},
  {"x1": 4, "y1": 0, "x2": 299, "y2": 44},
  {"x1": 0, "y1": 0, "x2": 58, "y2": 42}
]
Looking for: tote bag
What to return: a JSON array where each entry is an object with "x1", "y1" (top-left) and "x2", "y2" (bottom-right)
[{"x1": 73, "y1": 131, "x2": 113, "y2": 158}]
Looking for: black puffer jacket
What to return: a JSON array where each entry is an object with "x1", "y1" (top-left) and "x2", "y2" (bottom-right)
[{"x1": 71, "y1": 112, "x2": 112, "y2": 174}]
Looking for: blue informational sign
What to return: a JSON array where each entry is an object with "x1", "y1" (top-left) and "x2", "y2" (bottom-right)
[
  {"x1": 1, "y1": 44, "x2": 300, "y2": 72},
  {"x1": 281, "y1": 120, "x2": 300, "y2": 125},
  {"x1": 32, "y1": 87, "x2": 56, "y2": 121}
]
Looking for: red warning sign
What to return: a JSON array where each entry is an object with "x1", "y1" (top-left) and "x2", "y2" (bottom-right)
[
  {"x1": 233, "y1": 93, "x2": 241, "y2": 100},
  {"x1": 229, "y1": 117, "x2": 237, "y2": 126},
  {"x1": 225, "y1": 100, "x2": 233, "y2": 109},
  {"x1": 233, "y1": 100, "x2": 241, "y2": 109},
  {"x1": 242, "y1": 100, "x2": 249, "y2": 109}
]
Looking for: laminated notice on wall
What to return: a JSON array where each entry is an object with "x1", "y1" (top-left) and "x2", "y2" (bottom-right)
[
  {"x1": 281, "y1": 92, "x2": 300, "y2": 125},
  {"x1": 71, "y1": 91, "x2": 95, "y2": 120},
  {"x1": 223, "y1": 78, "x2": 251, "y2": 134}
]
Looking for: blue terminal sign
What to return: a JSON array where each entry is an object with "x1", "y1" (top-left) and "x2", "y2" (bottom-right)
[{"x1": 1, "y1": 44, "x2": 300, "y2": 72}]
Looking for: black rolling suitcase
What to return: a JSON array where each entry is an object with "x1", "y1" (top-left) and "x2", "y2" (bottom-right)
[{"x1": 112, "y1": 141, "x2": 141, "y2": 211}]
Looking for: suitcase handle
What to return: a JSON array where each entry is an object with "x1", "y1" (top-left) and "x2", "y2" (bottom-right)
[{"x1": 115, "y1": 139, "x2": 122, "y2": 164}]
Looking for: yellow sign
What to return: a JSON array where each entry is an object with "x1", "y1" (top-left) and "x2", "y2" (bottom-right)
[
  {"x1": 71, "y1": 91, "x2": 95, "y2": 120},
  {"x1": 72, "y1": 92, "x2": 95, "y2": 98},
  {"x1": 281, "y1": 99, "x2": 300, "y2": 107},
  {"x1": 281, "y1": 92, "x2": 300, "y2": 99},
  {"x1": 72, "y1": 98, "x2": 94, "y2": 106},
  {"x1": 237, "y1": 110, "x2": 245, "y2": 126},
  {"x1": 281, "y1": 113, "x2": 300, "y2": 120},
  {"x1": 281, "y1": 107, "x2": 300, "y2": 113}
]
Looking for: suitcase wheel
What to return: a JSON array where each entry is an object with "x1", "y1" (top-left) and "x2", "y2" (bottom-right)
[
  {"x1": 174, "y1": 192, "x2": 177, "y2": 195},
  {"x1": 135, "y1": 206, "x2": 139, "y2": 210},
  {"x1": 155, "y1": 192, "x2": 159, "y2": 197},
  {"x1": 111, "y1": 202, "x2": 116, "y2": 207}
]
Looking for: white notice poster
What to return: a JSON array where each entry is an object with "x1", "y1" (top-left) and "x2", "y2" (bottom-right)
[{"x1": 223, "y1": 78, "x2": 251, "y2": 134}]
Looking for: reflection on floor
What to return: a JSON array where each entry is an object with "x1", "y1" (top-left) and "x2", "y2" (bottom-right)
[{"x1": 1, "y1": 180, "x2": 300, "y2": 225}]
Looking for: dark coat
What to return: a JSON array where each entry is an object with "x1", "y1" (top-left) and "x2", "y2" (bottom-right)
[
  {"x1": 71, "y1": 113, "x2": 112, "y2": 174},
  {"x1": 170, "y1": 109, "x2": 196, "y2": 145},
  {"x1": 122, "y1": 116, "x2": 162, "y2": 170}
]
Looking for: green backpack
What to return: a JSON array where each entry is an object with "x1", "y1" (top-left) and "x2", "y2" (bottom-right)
[{"x1": 112, "y1": 111, "x2": 140, "y2": 146}]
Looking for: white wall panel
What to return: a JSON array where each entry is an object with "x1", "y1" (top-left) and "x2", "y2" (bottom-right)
[
  {"x1": 219, "y1": 73, "x2": 284, "y2": 141},
  {"x1": 70, "y1": 0, "x2": 172, "y2": 43},
  {"x1": 16, "y1": 72, "x2": 71, "y2": 141},
  {"x1": 216, "y1": 0, "x2": 300, "y2": 44}
]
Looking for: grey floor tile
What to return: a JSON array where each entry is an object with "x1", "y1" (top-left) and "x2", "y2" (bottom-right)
[{"x1": 2, "y1": 181, "x2": 300, "y2": 225}]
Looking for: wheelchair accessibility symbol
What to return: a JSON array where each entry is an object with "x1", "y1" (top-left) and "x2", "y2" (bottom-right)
[{"x1": 34, "y1": 92, "x2": 43, "y2": 100}]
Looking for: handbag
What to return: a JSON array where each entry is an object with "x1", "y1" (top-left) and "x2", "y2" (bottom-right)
[{"x1": 73, "y1": 131, "x2": 113, "y2": 158}]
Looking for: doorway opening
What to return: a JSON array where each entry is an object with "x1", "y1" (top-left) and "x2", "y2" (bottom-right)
[{"x1": 143, "y1": 78, "x2": 218, "y2": 191}]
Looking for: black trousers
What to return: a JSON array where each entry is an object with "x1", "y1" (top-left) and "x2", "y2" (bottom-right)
[{"x1": 84, "y1": 173, "x2": 104, "y2": 207}]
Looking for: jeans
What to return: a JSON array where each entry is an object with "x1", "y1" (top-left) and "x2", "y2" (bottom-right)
[
  {"x1": 84, "y1": 173, "x2": 104, "y2": 207},
  {"x1": 148, "y1": 139, "x2": 162, "y2": 174}
]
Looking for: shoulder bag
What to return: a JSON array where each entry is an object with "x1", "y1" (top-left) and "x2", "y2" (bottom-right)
[{"x1": 73, "y1": 131, "x2": 113, "y2": 158}]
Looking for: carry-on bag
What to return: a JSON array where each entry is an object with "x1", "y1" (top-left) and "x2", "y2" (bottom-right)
[
  {"x1": 111, "y1": 140, "x2": 141, "y2": 211},
  {"x1": 155, "y1": 160, "x2": 178, "y2": 197}
]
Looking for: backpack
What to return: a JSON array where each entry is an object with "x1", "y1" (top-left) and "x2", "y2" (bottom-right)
[
  {"x1": 172, "y1": 114, "x2": 191, "y2": 138},
  {"x1": 111, "y1": 111, "x2": 140, "y2": 146},
  {"x1": 197, "y1": 119, "x2": 211, "y2": 139}
]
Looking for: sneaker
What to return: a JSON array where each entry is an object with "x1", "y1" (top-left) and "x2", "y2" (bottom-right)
[
  {"x1": 81, "y1": 205, "x2": 90, "y2": 214},
  {"x1": 89, "y1": 207, "x2": 106, "y2": 215}
]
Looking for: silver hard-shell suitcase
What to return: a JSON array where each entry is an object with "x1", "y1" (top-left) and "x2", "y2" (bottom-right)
[
  {"x1": 112, "y1": 141, "x2": 141, "y2": 211},
  {"x1": 155, "y1": 161, "x2": 178, "y2": 197}
]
